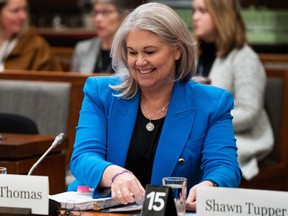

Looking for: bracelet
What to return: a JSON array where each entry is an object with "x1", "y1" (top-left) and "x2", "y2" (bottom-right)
[
  {"x1": 210, "y1": 180, "x2": 218, "y2": 187},
  {"x1": 110, "y1": 170, "x2": 132, "y2": 185}
]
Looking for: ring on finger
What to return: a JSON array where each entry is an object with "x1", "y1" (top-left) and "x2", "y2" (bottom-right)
[{"x1": 116, "y1": 191, "x2": 122, "y2": 196}]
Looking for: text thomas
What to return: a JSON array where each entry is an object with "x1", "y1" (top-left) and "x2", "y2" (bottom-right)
[{"x1": 0, "y1": 186, "x2": 42, "y2": 200}]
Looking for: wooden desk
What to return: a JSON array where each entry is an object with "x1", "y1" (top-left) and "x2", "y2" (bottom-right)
[
  {"x1": 37, "y1": 27, "x2": 96, "y2": 47},
  {"x1": 0, "y1": 133, "x2": 67, "y2": 194},
  {"x1": 259, "y1": 53, "x2": 288, "y2": 70},
  {"x1": 60, "y1": 211, "x2": 136, "y2": 216},
  {"x1": 74, "y1": 212, "x2": 130, "y2": 216}
]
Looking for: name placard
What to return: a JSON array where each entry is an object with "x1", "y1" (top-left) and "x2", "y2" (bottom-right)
[
  {"x1": 197, "y1": 187, "x2": 288, "y2": 216},
  {"x1": 0, "y1": 174, "x2": 49, "y2": 215}
]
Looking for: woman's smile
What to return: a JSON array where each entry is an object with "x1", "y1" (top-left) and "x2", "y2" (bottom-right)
[{"x1": 138, "y1": 68, "x2": 155, "y2": 74}]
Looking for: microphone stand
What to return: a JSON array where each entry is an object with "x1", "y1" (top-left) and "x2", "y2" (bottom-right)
[
  {"x1": 28, "y1": 133, "x2": 65, "y2": 176},
  {"x1": 0, "y1": 133, "x2": 65, "y2": 216}
]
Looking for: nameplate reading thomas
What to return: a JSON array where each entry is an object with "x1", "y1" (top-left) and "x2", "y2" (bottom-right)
[
  {"x1": 0, "y1": 174, "x2": 49, "y2": 215},
  {"x1": 197, "y1": 187, "x2": 288, "y2": 216}
]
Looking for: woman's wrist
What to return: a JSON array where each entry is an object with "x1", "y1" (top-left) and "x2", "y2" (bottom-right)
[
  {"x1": 208, "y1": 180, "x2": 218, "y2": 187},
  {"x1": 110, "y1": 169, "x2": 132, "y2": 185}
]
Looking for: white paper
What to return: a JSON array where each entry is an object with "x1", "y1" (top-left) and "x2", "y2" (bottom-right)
[
  {"x1": 49, "y1": 191, "x2": 196, "y2": 214},
  {"x1": 101, "y1": 203, "x2": 142, "y2": 212},
  {"x1": 49, "y1": 191, "x2": 141, "y2": 211}
]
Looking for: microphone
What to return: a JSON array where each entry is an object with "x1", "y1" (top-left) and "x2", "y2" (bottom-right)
[{"x1": 27, "y1": 133, "x2": 65, "y2": 176}]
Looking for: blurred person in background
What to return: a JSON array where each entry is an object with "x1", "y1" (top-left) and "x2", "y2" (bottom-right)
[
  {"x1": 192, "y1": 0, "x2": 273, "y2": 180},
  {"x1": 0, "y1": 0, "x2": 62, "y2": 71},
  {"x1": 71, "y1": 0, "x2": 145, "y2": 74}
]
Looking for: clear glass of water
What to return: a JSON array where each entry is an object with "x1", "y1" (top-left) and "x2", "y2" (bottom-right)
[
  {"x1": 0, "y1": 167, "x2": 7, "y2": 174},
  {"x1": 162, "y1": 177, "x2": 187, "y2": 216}
]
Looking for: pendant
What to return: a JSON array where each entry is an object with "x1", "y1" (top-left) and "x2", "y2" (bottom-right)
[{"x1": 146, "y1": 122, "x2": 155, "y2": 132}]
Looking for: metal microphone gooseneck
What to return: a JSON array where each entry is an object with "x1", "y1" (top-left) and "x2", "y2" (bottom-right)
[{"x1": 27, "y1": 133, "x2": 65, "y2": 176}]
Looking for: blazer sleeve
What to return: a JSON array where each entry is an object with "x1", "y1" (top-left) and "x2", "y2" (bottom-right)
[
  {"x1": 201, "y1": 90, "x2": 242, "y2": 187},
  {"x1": 69, "y1": 77, "x2": 113, "y2": 195}
]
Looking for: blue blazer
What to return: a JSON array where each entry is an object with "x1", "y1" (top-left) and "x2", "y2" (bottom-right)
[{"x1": 69, "y1": 76, "x2": 241, "y2": 197}]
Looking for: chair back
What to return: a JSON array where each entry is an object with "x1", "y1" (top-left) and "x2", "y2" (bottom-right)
[
  {"x1": 0, "y1": 113, "x2": 39, "y2": 134},
  {"x1": 0, "y1": 80, "x2": 71, "y2": 135},
  {"x1": 261, "y1": 77, "x2": 284, "y2": 166},
  {"x1": 241, "y1": 69, "x2": 288, "y2": 190}
]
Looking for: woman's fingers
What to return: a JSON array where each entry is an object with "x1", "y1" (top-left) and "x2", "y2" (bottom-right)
[{"x1": 111, "y1": 172, "x2": 145, "y2": 204}]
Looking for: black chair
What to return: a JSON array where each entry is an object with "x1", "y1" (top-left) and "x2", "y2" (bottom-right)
[{"x1": 0, "y1": 113, "x2": 39, "y2": 134}]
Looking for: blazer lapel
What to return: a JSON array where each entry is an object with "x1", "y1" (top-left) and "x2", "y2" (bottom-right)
[
  {"x1": 107, "y1": 92, "x2": 140, "y2": 166},
  {"x1": 151, "y1": 82, "x2": 196, "y2": 184}
]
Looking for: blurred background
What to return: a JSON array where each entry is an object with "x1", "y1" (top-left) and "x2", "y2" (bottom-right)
[{"x1": 28, "y1": 0, "x2": 288, "y2": 53}]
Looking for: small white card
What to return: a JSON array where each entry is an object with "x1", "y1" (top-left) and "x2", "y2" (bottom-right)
[
  {"x1": 0, "y1": 174, "x2": 49, "y2": 215},
  {"x1": 197, "y1": 187, "x2": 288, "y2": 216}
]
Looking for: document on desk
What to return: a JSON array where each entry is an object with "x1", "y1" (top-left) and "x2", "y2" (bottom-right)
[{"x1": 49, "y1": 191, "x2": 142, "y2": 212}]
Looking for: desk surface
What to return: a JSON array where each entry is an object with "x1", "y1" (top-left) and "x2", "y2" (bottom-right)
[
  {"x1": 60, "y1": 211, "x2": 137, "y2": 216},
  {"x1": 37, "y1": 27, "x2": 96, "y2": 47},
  {"x1": 0, "y1": 133, "x2": 64, "y2": 159},
  {"x1": 80, "y1": 212, "x2": 133, "y2": 216},
  {"x1": 61, "y1": 211, "x2": 195, "y2": 215}
]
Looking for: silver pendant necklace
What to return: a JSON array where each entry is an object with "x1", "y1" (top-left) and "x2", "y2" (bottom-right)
[
  {"x1": 142, "y1": 101, "x2": 169, "y2": 132},
  {"x1": 146, "y1": 121, "x2": 155, "y2": 132}
]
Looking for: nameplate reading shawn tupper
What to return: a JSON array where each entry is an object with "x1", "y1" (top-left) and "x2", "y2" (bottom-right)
[
  {"x1": 0, "y1": 174, "x2": 49, "y2": 215},
  {"x1": 197, "y1": 187, "x2": 288, "y2": 216}
]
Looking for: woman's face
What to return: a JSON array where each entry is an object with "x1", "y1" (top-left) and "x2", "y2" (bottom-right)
[
  {"x1": 0, "y1": 0, "x2": 28, "y2": 38},
  {"x1": 93, "y1": 2, "x2": 122, "y2": 40},
  {"x1": 192, "y1": 0, "x2": 217, "y2": 42},
  {"x1": 126, "y1": 30, "x2": 181, "y2": 92}
]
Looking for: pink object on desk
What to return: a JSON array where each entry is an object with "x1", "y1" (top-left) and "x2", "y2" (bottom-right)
[{"x1": 77, "y1": 185, "x2": 91, "y2": 193}]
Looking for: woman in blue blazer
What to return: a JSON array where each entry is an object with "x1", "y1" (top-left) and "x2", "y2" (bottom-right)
[{"x1": 69, "y1": 2, "x2": 241, "y2": 211}]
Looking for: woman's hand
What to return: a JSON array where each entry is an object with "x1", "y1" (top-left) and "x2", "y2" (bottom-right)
[
  {"x1": 186, "y1": 180, "x2": 214, "y2": 211},
  {"x1": 111, "y1": 170, "x2": 145, "y2": 205},
  {"x1": 102, "y1": 165, "x2": 145, "y2": 205}
]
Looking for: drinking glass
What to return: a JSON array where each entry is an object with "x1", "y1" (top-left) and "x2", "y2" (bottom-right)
[
  {"x1": 162, "y1": 177, "x2": 187, "y2": 216},
  {"x1": 0, "y1": 167, "x2": 7, "y2": 174}
]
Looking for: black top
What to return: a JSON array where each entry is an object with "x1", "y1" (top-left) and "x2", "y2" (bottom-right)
[
  {"x1": 196, "y1": 41, "x2": 217, "y2": 77},
  {"x1": 125, "y1": 108, "x2": 165, "y2": 186},
  {"x1": 93, "y1": 49, "x2": 114, "y2": 73}
]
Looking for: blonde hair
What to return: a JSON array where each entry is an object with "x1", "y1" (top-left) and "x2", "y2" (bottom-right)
[
  {"x1": 204, "y1": 0, "x2": 247, "y2": 57},
  {"x1": 110, "y1": 2, "x2": 196, "y2": 99}
]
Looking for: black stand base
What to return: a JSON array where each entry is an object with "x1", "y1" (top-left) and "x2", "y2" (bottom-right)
[
  {"x1": 0, "y1": 199, "x2": 61, "y2": 216},
  {"x1": 49, "y1": 198, "x2": 61, "y2": 215},
  {"x1": 0, "y1": 207, "x2": 31, "y2": 216}
]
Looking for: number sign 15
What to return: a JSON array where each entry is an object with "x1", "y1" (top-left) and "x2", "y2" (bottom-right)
[{"x1": 141, "y1": 184, "x2": 178, "y2": 216}]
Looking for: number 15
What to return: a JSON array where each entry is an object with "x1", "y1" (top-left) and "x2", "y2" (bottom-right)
[{"x1": 146, "y1": 191, "x2": 166, "y2": 211}]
